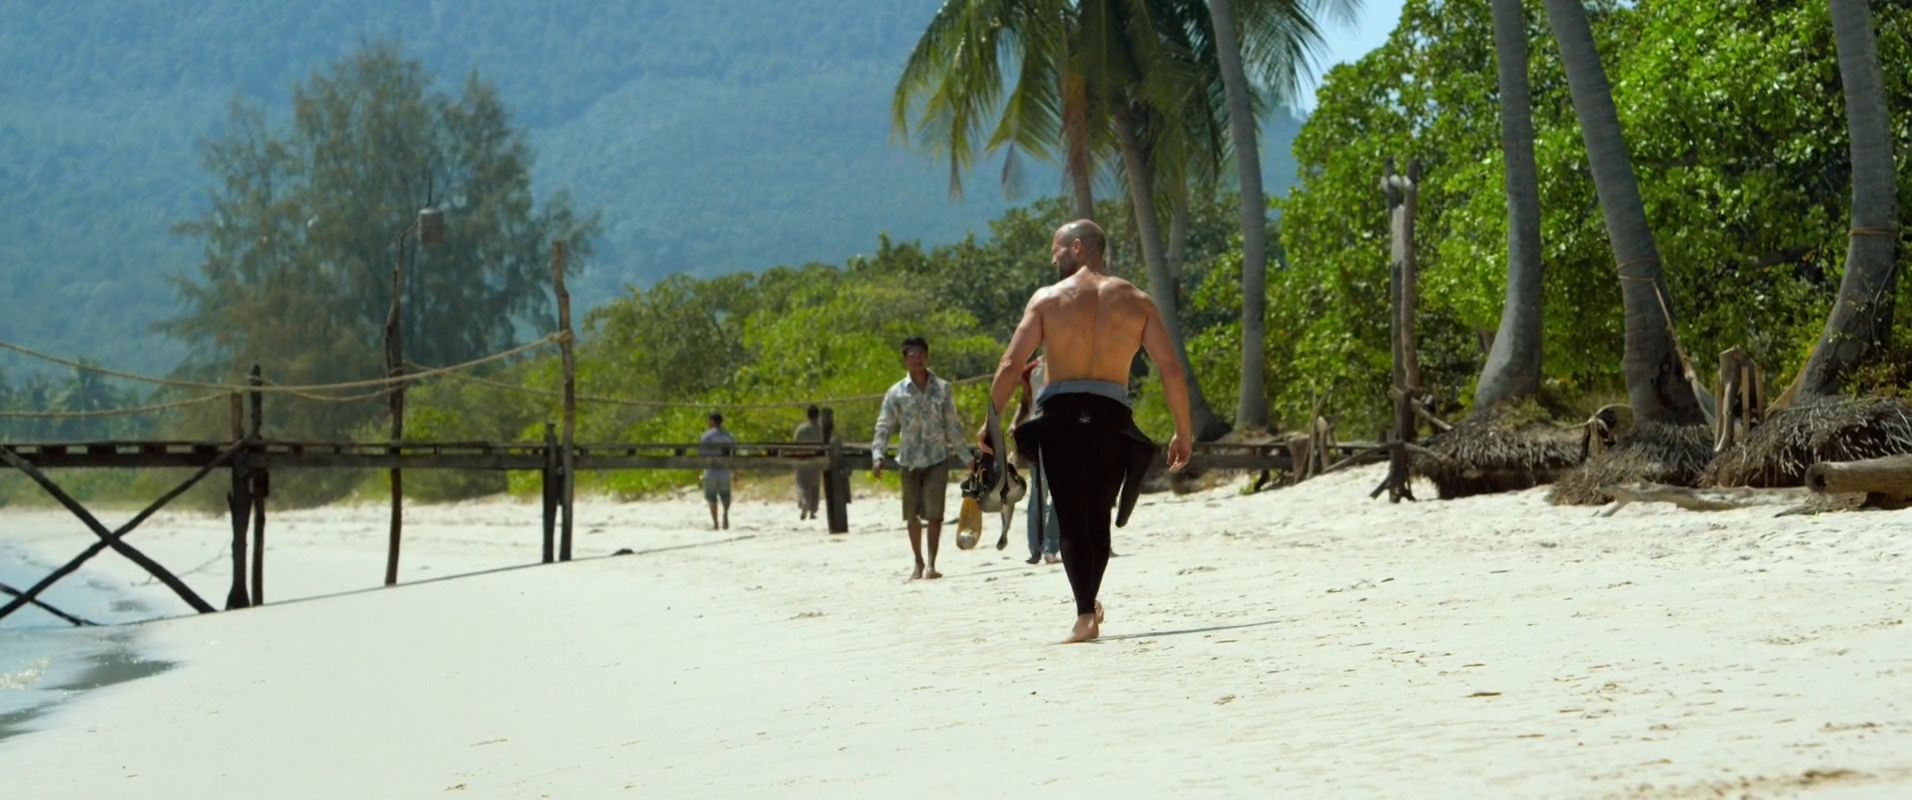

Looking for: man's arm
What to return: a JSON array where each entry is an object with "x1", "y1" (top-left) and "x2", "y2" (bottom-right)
[
  {"x1": 1139, "y1": 293, "x2": 1195, "y2": 470},
  {"x1": 989, "y1": 293, "x2": 1046, "y2": 418},
  {"x1": 872, "y1": 390, "x2": 898, "y2": 467}
]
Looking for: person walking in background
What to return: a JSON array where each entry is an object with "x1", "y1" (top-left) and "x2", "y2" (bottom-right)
[
  {"x1": 1022, "y1": 357, "x2": 1061, "y2": 565},
  {"x1": 872, "y1": 336, "x2": 971, "y2": 580},
  {"x1": 700, "y1": 412, "x2": 737, "y2": 530},
  {"x1": 793, "y1": 405, "x2": 824, "y2": 521}
]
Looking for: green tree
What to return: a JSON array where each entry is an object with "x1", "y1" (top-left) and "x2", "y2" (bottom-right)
[
  {"x1": 1271, "y1": 0, "x2": 1911, "y2": 436},
  {"x1": 164, "y1": 41, "x2": 599, "y2": 439},
  {"x1": 1206, "y1": 0, "x2": 1356, "y2": 429}
]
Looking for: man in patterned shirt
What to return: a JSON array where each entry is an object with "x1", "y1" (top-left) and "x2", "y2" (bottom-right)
[{"x1": 872, "y1": 336, "x2": 972, "y2": 580}]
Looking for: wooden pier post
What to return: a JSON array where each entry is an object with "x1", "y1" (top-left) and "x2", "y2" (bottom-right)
[
  {"x1": 542, "y1": 422, "x2": 558, "y2": 564},
  {"x1": 820, "y1": 406, "x2": 849, "y2": 534},
  {"x1": 1373, "y1": 158, "x2": 1421, "y2": 504},
  {"x1": 225, "y1": 368, "x2": 255, "y2": 610},
  {"x1": 384, "y1": 234, "x2": 408, "y2": 586},
  {"x1": 553, "y1": 241, "x2": 578, "y2": 561},
  {"x1": 248, "y1": 364, "x2": 267, "y2": 605}
]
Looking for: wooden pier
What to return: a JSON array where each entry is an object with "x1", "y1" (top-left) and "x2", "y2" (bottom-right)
[{"x1": 0, "y1": 431, "x2": 1368, "y2": 625}]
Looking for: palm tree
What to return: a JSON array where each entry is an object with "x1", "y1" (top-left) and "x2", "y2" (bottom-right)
[
  {"x1": 56, "y1": 364, "x2": 114, "y2": 440},
  {"x1": 897, "y1": 0, "x2": 1234, "y2": 438},
  {"x1": 1204, "y1": 0, "x2": 1354, "y2": 430},
  {"x1": 1540, "y1": 0, "x2": 1705, "y2": 425},
  {"x1": 1785, "y1": 0, "x2": 1899, "y2": 402},
  {"x1": 893, "y1": 0, "x2": 1105, "y2": 218},
  {"x1": 1089, "y1": 0, "x2": 1235, "y2": 438},
  {"x1": 1473, "y1": 0, "x2": 1544, "y2": 409}
]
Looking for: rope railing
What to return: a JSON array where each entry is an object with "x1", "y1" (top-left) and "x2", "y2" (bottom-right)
[
  {"x1": 2, "y1": 331, "x2": 1007, "y2": 418},
  {"x1": 0, "y1": 393, "x2": 230, "y2": 420},
  {"x1": 0, "y1": 333, "x2": 564, "y2": 396},
  {"x1": 419, "y1": 365, "x2": 995, "y2": 411}
]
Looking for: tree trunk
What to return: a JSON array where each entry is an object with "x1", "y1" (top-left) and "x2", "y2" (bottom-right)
[
  {"x1": 1069, "y1": 162, "x2": 1097, "y2": 220},
  {"x1": 1475, "y1": 0, "x2": 1546, "y2": 410},
  {"x1": 1063, "y1": 67, "x2": 1097, "y2": 221},
  {"x1": 1207, "y1": 0, "x2": 1270, "y2": 430},
  {"x1": 1790, "y1": 0, "x2": 1900, "y2": 401},
  {"x1": 1114, "y1": 108, "x2": 1230, "y2": 440},
  {"x1": 1168, "y1": 190, "x2": 1190, "y2": 281},
  {"x1": 1542, "y1": 0, "x2": 1705, "y2": 425}
]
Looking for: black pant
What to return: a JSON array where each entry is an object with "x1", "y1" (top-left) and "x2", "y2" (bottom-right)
[{"x1": 1035, "y1": 394, "x2": 1134, "y2": 617}]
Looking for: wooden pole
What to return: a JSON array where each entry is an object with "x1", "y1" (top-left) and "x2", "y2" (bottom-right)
[
  {"x1": 541, "y1": 422, "x2": 557, "y2": 564},
  {"x1": 553, "y1": 241, "x2": 579, "y2": 561},
  {"x1": 248, "y1": 364, "x2": 267, "y2": 605},
  {"x1": 384, "y1": 233, "x2": 408, "y2": 586},
  {"x1": 0, "y1": 581, "x2": 95, "y2": 626},
  {"x1": 1373, "y1": 158, "x2": 1420, "y2": 503},
  {"x1": 821, "y1": 407, "x2": 849, "y2": 534},
  {"x1": 226, "y1": 444, "x2": 252, "y2": 609}
]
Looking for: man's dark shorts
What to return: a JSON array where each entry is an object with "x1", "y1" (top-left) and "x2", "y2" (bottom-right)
[{"x1": 899, "y1": 466, "x2": 949, "y2": 522}]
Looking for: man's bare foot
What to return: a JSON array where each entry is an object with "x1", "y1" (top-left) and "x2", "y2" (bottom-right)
[
  {"x1": 1095, "y1": 601, "x2": 1105, "y2": 624},
  {"x1": 911, "y1": 564, "x2": 924, "y2": 580},
  {"x1": 1061, "y1": 614, "x2": 1099, "y2": 644},
  {"x1": 923, "y1": 569, "x2": 942, "y2": 580}
]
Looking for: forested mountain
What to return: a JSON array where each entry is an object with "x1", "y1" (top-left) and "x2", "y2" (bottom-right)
[{"x1": 0, "y1": 0, "x2": 1302, "y2": 371}]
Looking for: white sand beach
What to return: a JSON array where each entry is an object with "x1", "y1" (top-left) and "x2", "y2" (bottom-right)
[{"x1": 2, "y1": 464, "x2": 1910, "y2": 798}]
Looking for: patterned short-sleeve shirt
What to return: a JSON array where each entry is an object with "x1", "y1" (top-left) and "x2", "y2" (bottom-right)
[{"x1": 872, "y1": 373, "x2": 968, "y2": 470}]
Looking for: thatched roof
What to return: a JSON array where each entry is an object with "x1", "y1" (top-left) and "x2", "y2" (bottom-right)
[
  {"x1": 1547, "y1": 421, "x2": 1713, "y2": 506},
  {"x1": 1413, "y1": 401, "x2": 1586, "y2": 499},
  {"x1": 1703, "y1": 396, "x2": 1912, "y2": 488}
]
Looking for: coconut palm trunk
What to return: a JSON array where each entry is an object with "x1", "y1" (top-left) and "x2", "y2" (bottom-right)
[
  {"x1": 1115, "y1": 107, "x2": 1230, "y2": 440},
  {"x1": 1542, "y1": 0, "x2": 1705, "y2": 425},
  {"x1": 1475, "y1": 0, "x2": 1545, "y2": 409},
  {"x1": 1789, "y1": 0, "x2": 1900, "y2": 401},
  {"x1": 1206, "y1": 0, "x2": 1272, "y2": 430}
]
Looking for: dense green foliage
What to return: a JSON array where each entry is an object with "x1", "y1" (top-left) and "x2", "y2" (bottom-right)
[
  {"x1": 0, "y1": 0, "x2": 1303, "y2": 373},
  {"x1": 1254, "y1": 0, "x2": 1912, "y2": 437}
]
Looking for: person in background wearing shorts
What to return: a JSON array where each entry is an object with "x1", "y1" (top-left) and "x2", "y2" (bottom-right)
[
  {"x1": 872, "y1": 336, "x2": 972, "y2": 580},
  {"x1": 700, "y1": 412, "x2": 737, "y2": 530}
]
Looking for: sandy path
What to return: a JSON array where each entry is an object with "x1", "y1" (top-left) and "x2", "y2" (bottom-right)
[{"x1": 1, "y1": 465, "x2": 1909, "y2": 798}]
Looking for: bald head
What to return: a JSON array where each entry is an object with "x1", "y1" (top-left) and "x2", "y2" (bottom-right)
[
  {"x1": 1056, "y1": 219, "x2": 1106, "y2": 256},
  {"x1": 1051, "y1": 219, "x2": 1106, "y2": 277}
]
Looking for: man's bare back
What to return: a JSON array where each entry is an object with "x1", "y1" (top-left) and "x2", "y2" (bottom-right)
[
  {"x1": 1027, "y1": 271, "x2": 1153, "y2": 386},
  {"x1": 986, "y1": 221, "x2": 1194, "y2": 465}
]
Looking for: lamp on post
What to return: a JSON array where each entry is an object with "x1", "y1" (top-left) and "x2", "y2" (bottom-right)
[{"x1": 383, "y1": 204, "x2": 444, "y2": 586}]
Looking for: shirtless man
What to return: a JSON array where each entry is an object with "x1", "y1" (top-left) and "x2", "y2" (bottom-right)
[{"x1": 980, "y1": 219, "x2": 1194, "y2": 643}]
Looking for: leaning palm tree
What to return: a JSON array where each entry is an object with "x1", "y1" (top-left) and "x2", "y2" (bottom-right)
[
  {"x1": 1089, "y1": 0, "x2": 1235, "y2": 438},
  {"x1": 1540, "y1": 0, "x2": 1706, "y2": 425},
  {"x1": 1473, "y1": 0, "x2": 1545, "y2": 409},
  {"x1": 1782, "y1": 0, "x2": 1900, "y2": 403},
  {"x1": 1204, "y1": 0, "x2": 1356, "y2": 429}
]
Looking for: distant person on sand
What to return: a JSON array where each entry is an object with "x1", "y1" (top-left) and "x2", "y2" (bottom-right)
[
  {"x1": 793, "y1": 405, "x2": 824, "y2": 521},
  {"x1": 700, "y1": 413, "x2": 737, "y2": 530},
  {"x1": 1022, "y1": 357, "x2": 1061, "y2": 565},
  {"x1": 872, "y1": 336, "x2": 972, "y2": 580},
  {"x1": 980, "y1": 219, "x2": 1193, "y2": 643}
]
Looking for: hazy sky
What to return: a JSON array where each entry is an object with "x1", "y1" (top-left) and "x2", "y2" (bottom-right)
[{"x1": 1295, "y1": 0, "x2": 1407, "y2": 112}]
